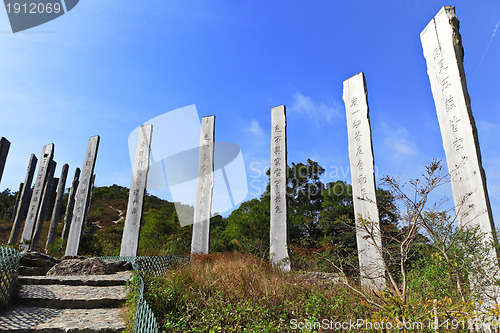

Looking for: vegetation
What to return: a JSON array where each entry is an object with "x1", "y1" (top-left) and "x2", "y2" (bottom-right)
[{"x1": 2, "y1": 159, "x2": 500, "y2": 331}]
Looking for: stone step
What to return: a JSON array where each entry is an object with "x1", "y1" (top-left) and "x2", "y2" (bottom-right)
[
  {"x1": 14, "y1": 284, "x2": 128, "y2": 309},
  {"x1": 0, "y1": 306, "x2": 126, "y2": 332},
  {"x1": 18, "y1": 272, "x2": 133, "y2": 287}
]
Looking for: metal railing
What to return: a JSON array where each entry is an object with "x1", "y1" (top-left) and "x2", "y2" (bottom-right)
[
  {"x1": 0, "y1": 247, "x2": 20, "y2": 310},
  {"x1": 98, "y1": 255, "x2": 188, "y2": 332}
]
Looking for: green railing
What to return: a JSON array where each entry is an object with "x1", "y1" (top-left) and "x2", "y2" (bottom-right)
[
  {"x1": 99, "y1": 255, "x2": 188, "y2": 332},
  {"x1": 0, "y1": 247, "x2": 20, "y2": 311}
]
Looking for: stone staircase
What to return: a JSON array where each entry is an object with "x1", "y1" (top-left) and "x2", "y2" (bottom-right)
[{"x1": 0, "y1": 272, "x2": 132, "y2": 332}]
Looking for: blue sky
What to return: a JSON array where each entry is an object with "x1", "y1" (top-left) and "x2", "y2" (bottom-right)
[{"x1": 0, "y1": 1, "x2": 500, "y2": 222}]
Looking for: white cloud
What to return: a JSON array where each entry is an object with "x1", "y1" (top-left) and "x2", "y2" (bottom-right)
[
  {"x1": 248, "y1": 119, "x2": 264, "y2": 137},
  {"x1": 289, "y1": 91, "x2": 341, "y2": 127}
]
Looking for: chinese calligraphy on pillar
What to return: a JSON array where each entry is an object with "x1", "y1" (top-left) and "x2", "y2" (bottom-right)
[
  {"x1": 120, "y1": 124, "x2": 153, "y2": 257},
  {"x1": 343, "y1": 73, "x2": 386, "y2": 290},
  {"x1": 421, "y1": 6, "x2": 498, "y2": 300},
  {"x1": 191, "y1": 116, "x2": 215, "y2": 255},
  {"x1": 65, "y1": 136, "x2": 100, "y2": 256},
  {"x1": 270, "y1": 105, "x2": 290, "y2": 271},
  {"x1": 20, "y1": 144, "x2": 54, "y2": 249}
]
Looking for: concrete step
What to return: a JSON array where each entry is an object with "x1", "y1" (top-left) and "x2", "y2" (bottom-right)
[
  {"x1": 14, "y1": 284, "x2": 128, "y2": 309},
  {"x1": 0, "y1": 306, "x2": 126, "y2": 332},
  {"x1": 18, "y1": 272, "x2": 133, "y2": 287}
]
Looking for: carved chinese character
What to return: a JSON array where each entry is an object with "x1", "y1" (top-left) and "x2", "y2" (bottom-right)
[
  {"x1": 274, "y1": 125, "x2": 281, "y2": 133},
  {"x1": 449, "y1": 116, "x2": 460, "y2": 132},
  {"x1": 354, "y1": 131, "x2": 362, "y2": 142},
  {"x1": 274, "y1": 168, "x2": 281, "y2": 177},
  {"x1": 140, "y1": 141, "x2": 147, "y2": 148},
  {"x1": 445, "y1": 96, "x2": 455, "y2": 112},
  {"x1": 275, "y1": 192, "x2": 281, "y2": 203},
  {"x1": 437, "y1": 58, "x2": 448, "y2": 74},
  {"x1": 274, "y1": 136, "x2": 281, "y2": 143},
  {"x1": 274, "y1": 146, "x2": 281, "y2": 155},
  {"x1": 353, "y1": 120, "x2": 361, "y2": 129},
  {"x1": 453, "y1": 138, "x2": 464, "y2": 151},
  {"x1": 274, "y1": 157, "x2": 281, "y2": 166},
  {"x1": 356, "y1": 146, "x2": 363, "y2": 156},
  {"x1": 441, "y1": 76, "x2": 451, "y2": 91},
  {"x1": 275, "y1": 205, "x2": 282, "y2": 214},
  {"x1": 350, "y1": 97, "x2": 358, "y2": 107},
  {"x1": 357, "y1": 175, "x2": 367, "y2": 184},
  {"x1": 356, "y1": 160, "x2": 363, "y2": 170},
  {"x1": 274, "y1": 180, "x2": 280, "y2": 189}
]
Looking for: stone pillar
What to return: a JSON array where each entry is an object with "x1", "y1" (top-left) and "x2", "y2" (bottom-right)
[
  {"x1": 83, "y1": 174, "x2": 96, "y2": 232},
  {"x1": 191, "y1": 116, "x2": 215, "y2": 255},
  {"x1": 45, "y1": 164, "x2": 69, "y2": 252},
  {"x1": 30, "y1": 160, "x2": 57, "y2": 251},
  {"x1": 120, "y1": 124, "x2": 153, "y2": 257},
  {"x1": 20, "y1": 144, "x2": 54, "y2": 249},
  {"x1": 270, "y1": 105, "x2": 290, "y2": 271},
  {"x1": 0, "y1": 137, "x2": 10, "y2": 184},
  {"x1": 9, "y1": 154, "x2": 37, "y2": 245},
  {"x1": 65, "y1": 136, "x2": 100, "y2": 256},
  {"x1": 343, "y1": 72, "x2": 386, "y2": 290},
  {"x1": 10, "y1": 182, "x2": 24, "y2": 222},
  {"x1": 62, "y1": 167, "x2": 80, "y2": 240},
  {"x1": 421, "y1": 6, "x2": 498, "y2": 300}
]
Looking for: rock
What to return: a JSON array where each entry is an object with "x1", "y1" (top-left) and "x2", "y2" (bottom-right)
[
  {"x1": 47, "y1": 258, "x2": 114, "y2": 276},
  {"x1": 46, "y1": 258, "x2": 133, "y2": 276},
  {"x1": 20, "y1": 251, "x2": 61, "y2": 268},
  {"x1": 19, "y1": 266, "x2": 50, "y2": 276},
  {"x1": 103, "y1": 259, "x2": 133, "y2": 272}
]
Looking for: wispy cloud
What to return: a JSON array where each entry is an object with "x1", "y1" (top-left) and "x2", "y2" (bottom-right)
[
  {"x1": 289, "y1": 91, "x2": 341, "y2": 127},
  {"x1": 248, "y1": 119, "x2": 264, "y2": 137},
  {"x1": 473, "y1": 20, "x2": 500, "y2": 81}
]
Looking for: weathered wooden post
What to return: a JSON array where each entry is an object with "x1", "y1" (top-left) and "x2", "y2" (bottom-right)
[
  {"x1": 191, "y1": 116, "x2": 215, "y2": 255},
  {"x1": 30, "y1": 160, "x2": 57, "y2": 251},
  {"x1": 343, "y1": 72, "x2": 386, "y2": 290},
  {"x1": 120, "y1": 124, "x2": 153, "y2": 257},
  {"x1": 20, "y1": 144, "x2": 54, "y2": 249},
  {"x1": 270, "y1": 105, "x2": 290, "y2": 271},
  {"x1": 62, "y1": 168, "x2": 80, "y2": 240},
  {"x1": 45, "y1": 164, "x2": 69, "y2": 252},
  {"x1": 65, "y1": 136, "x2": 100, "y2": 256},
  {"x1": 8, "y1": 154, "x2": 37, "y2": 245},
  {"x1": 0, "y1": 137, "x2": 10, "y2": 184},
  {"x1": 421, "y1": 6, "x2": 498, "y2": 301}
]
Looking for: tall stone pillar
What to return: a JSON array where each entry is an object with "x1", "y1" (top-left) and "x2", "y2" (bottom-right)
[
  {"x1": 421, "y1": 7, "x2": 498, "y2": 300},
  {"x1": 10, "y1": 182, "x2": 24, "y2": 222},
  {"x1": 191, "y1": 116, "x2": 215, "y2": 255},
  {"x1": 83, "y1": 173, "x2": 96, "y2": 232},
  {"x1": 9, "y1": 154, "x2": 37, "y2": 245},
  {"x1": 62, "y1": 168, "x2": 80, "y2": 240},
  {"x1": 45, "y1": 164, "x2": 69, "y2": 252},
  {"x1": 343, "y1": 72, "x2": 386, "y2": 290},
  {"x1": 0, "y1": 137, "x2": 10, "y2": 184},
  {"x1": 270, "y1": 105, "x2": 290, "y2": 271},
  {"x1": 20, "y1": 144, "x2": 54, "y2": 249},
  {"x1": 120, "y1": 124, "x2": 153, "y2": 257},
  {"x1": 30, "y1": 161, "x2": 57, "y2": 251},
  {"x1": 65, "y1": 136, "x2": 100, "y2": 256}
]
